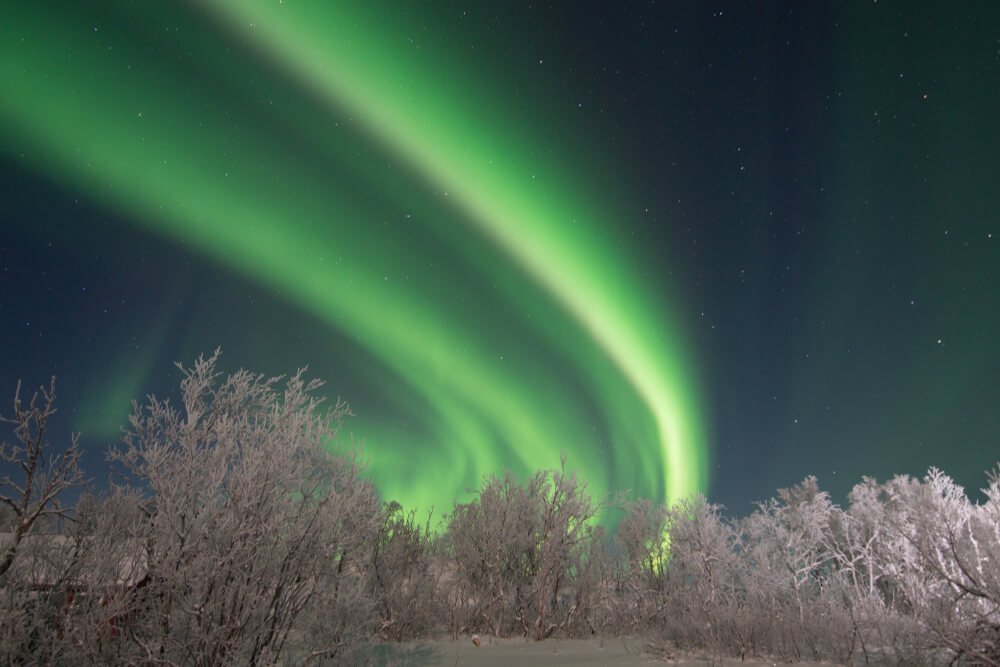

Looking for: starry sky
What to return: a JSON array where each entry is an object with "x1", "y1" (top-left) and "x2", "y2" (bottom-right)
[{"x1": 1, "y1": 2, "x2": 998, "y2": 517}]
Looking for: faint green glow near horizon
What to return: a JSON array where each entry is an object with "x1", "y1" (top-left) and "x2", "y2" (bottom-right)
[{"x1": 0, "y1": 2, "x2": 706, "y2": 510}]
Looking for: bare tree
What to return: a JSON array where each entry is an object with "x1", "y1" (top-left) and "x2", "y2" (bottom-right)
[
  {"x1": 612, "y1": 498, "x2": 668, "y2": 632},
  {"x1": 819, "y1": 477, "x2": 922, "y2": 665},
  {"x1": 881, "y1": 468, "x2": 1000, "y2": 665},
  {"x1": 657, "y1": 495, "x2": 744, "y2": 659},
  {"x1": 0, "y1": 377, "x2": 84, "y2": 578},
  {"x1": 443, "y1": 458, "x2": 601, "y2": 641},
  {"x1": 526, "y1": 457, "x2": 602, "y2": 640},
  {"x1": 445, "y1": 469, "x2": 543, "y2": 638},
  {"x1": 86, "y1": 351, "x2": 381, "y2": 665},
  {"x1": 367, "y1": 500, "x2": 441, "y2": 641},
  {"x1": 0, "y1": 377, "x2": 85, "y2": 663}
]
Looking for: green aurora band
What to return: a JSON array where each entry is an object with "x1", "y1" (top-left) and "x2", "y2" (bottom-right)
[{"x1": 0, "y1": 2, "x2": 706, "y2": 510}]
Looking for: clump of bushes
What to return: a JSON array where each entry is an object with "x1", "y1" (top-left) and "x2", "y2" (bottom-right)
[{"x1": 2, "y1": 355, "x2": 997, "y2": 665}]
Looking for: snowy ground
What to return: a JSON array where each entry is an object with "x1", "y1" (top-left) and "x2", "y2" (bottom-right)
[{"x1": 357, "y1": 637, "x2": 837, "y2": 666}]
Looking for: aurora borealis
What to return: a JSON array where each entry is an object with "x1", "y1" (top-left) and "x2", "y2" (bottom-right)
[{"x1": 1, "y1": 2, "x2": 998, "y2": 514}]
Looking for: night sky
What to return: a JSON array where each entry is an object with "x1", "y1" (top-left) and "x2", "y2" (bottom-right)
[{"x1": 1, "y1": 2, "x2": 997, "y2": 517}]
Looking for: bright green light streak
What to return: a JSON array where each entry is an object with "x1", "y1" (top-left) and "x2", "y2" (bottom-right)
[
  {"x1": 204, "y1": 1, "x2": 706, "y2": 502},
  {"x1": 0, "y1": 2, "x2": 706, "y2": 508},
  {"x1": 0, "y1": 10, "x2": 608, "y2": 509}
]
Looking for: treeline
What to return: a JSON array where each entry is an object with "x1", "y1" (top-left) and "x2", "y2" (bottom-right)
[{"x1": 1, "y1": 354, "x2": 998, "y2": 665}]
